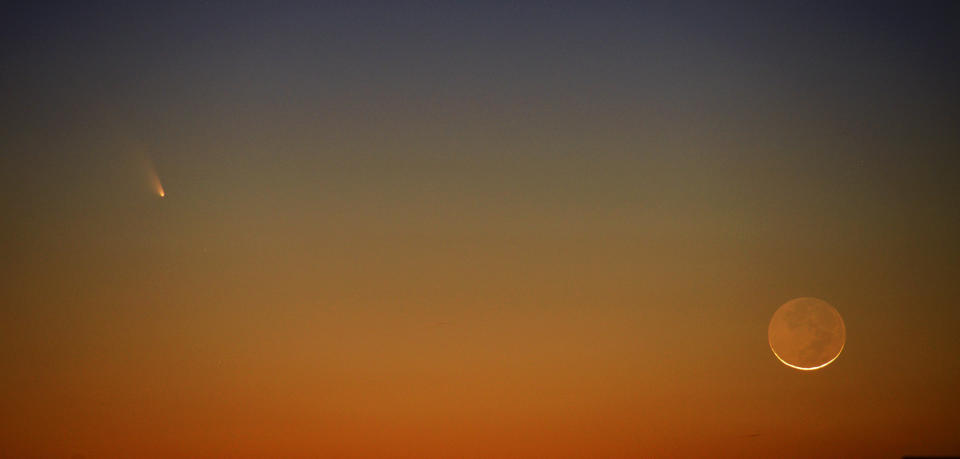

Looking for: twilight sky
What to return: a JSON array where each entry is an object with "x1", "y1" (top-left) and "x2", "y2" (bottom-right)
[{"x1": 1, "y1": 2, "x2": 959, "y2": 457}]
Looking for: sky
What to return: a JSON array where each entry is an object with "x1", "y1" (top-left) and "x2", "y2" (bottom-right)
[{"x1": 1, "y1": 2, "x2": 959, "y2": 457}]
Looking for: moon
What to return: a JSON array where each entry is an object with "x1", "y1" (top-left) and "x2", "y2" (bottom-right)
[{"x1": 768, "y1": 297, "x2": 846, "y2": 371}]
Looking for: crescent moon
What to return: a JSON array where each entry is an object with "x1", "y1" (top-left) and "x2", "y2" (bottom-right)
[{"x1": 768, "y1": 297, "x2": 846, "y2": 371}]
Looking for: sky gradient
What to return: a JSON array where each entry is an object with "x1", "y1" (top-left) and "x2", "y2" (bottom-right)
[{"x1": 1, "y1": 2, "x2": 959, "y2": 457}]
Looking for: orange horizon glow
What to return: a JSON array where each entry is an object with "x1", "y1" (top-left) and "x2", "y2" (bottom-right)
[{"x1": 3, "y1": 3, "x2": 959, "y2": 457}]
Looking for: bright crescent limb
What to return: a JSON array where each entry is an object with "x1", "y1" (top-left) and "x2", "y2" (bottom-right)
[{"x1": 770, "y1": 339, "x2": 845, "y2": 371}]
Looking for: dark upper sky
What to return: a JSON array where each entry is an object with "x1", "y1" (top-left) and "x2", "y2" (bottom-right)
[
  {"x1": 1, "y1": 2, "x2": 959, "y2": 457},
  {"x1": 3, "y1": 2, "x2": 959, "y2": 207}
]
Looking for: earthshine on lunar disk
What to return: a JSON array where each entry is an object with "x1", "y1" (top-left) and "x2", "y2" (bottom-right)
[{"x1": 768, "y1": 297, "x2": 846, "y2": 371}]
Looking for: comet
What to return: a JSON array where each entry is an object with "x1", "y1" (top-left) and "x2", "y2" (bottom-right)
[
  {"x1": 148, "y1": 165, "x2": 165, "y2": 198},
  {"x1": 142, "y1": 153, "x2": 166, "y2": 198}
]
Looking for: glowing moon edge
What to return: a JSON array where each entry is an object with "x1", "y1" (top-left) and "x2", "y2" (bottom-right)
[{"x1": 769, "y1": 338, "x2": 845, "y2": 371}]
